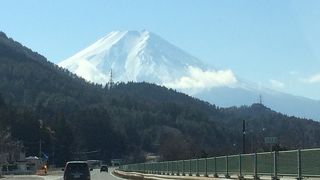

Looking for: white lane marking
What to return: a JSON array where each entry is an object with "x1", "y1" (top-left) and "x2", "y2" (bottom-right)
[
  {"x1": 110, "y1": 171, "x2": 127, "y2": 180},
  {"x1": 42, "y1": 176, "x2": 63, "y2": 180},
  {"x1": 2, "y1": 175, "x2": 43, "y2": 180}
]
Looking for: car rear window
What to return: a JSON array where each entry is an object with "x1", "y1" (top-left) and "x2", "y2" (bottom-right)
[{"x1": 65, "y1": 163, "x2": 89, "y2": 175}]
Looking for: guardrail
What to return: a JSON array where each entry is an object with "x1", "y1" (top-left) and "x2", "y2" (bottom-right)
[
  {"x1": 1, "y1": 170, "x2": 35, "y2": 175},
  {"x1": 119, "y1": 148, "x2": 320, "y2": 179}
]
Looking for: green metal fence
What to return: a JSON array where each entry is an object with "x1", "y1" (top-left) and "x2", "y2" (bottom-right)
[{"x1": 119, "y1": 148, "x2": 320, "y2": 179}]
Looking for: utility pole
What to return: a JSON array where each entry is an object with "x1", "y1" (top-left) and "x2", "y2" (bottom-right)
[
  {"x1": 52, "y1": 144, "x2": 55, "y2": 166},
  {"x1": 242, "y1": 120, "x2": 246, "y2": 154},
  {"x1": 39, "y1": 139, "x2": 42, "y2": 158},
  {"x1": 39, "y1": 119, "x2": 43, "y2": 158}
]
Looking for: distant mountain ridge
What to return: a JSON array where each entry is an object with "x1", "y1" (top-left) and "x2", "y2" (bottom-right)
[{"x1": 59, "y1": 30, "x2": 320, "y2": 120}]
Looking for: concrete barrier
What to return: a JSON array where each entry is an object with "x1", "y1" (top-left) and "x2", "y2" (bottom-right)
[
  {"x1": 113, "y1": 169, "x2": 228, "y2": 180},
  {"x1": 113, "y1": 170, "x2": 144, "y2": 180}
]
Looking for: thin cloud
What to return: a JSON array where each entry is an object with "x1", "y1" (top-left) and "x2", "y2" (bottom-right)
[
  {"x1": 163, "y1": 66, "x2": 237, "y2": 90},
  {"x1": 302, "y1": 73, "x2": 320, "y2": 84},
  {"x1": 269, "y1": 79, "x2": 285, "y2": 89},
  {"x1": 289, "y1": 71, "x2": 299, "y2": 76}
]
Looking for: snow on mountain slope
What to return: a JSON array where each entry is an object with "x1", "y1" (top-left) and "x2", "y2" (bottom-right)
[
  {"x1": 59, "y1": 30, "x2": 320, "y2": 120},
  {"x1": 59, "y1": 30, "x2": 228, "y2": 87}
]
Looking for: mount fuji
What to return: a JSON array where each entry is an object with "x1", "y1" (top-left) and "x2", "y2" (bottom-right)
[{"x1": 59, "y1": 30, "x2": 320, "y2": 120}]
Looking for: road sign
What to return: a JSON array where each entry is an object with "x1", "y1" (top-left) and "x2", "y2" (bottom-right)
[{"x1": 264, "y1": 137, "x2": 278, "y2": 144}]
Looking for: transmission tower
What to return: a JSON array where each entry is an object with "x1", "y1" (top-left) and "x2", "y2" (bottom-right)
[
  {"x1": 108, "y1": 69, "x2": 114, "y2": 90},
  {"x1": 259, "y1": 94, "x2": 263, "y2": 104}
]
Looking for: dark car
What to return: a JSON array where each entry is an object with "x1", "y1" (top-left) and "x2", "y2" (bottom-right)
[
  {"x1": 100, "y1": 165, "x2": 108, "y2": 172},
  {"x1": 63, "y1": 161, "x2": 91, "y2": 180}
]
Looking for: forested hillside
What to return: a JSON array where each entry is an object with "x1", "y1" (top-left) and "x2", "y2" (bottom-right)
[{"x1": 1, "y1": 32, "x2": 320, "y2": 166}]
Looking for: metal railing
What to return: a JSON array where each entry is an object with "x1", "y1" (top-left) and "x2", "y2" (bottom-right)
[{"x1": 119, "y1": 148, "x2": 320, "y2": 179}]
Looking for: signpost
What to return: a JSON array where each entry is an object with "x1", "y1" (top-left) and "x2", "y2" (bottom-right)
[
  {"x1": 264, "y1": 137, "x2": 278, "y2": 144},
  {"x1": 264, "y1": 137, "x2": 278, "y2": 151}
]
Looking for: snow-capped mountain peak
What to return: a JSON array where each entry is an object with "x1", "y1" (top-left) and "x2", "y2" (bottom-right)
[
  {"x1": 59, "y1": 30, "x2": 320, "y2": 120},
  {"x1": 59, "y1": 31, "x2": 205, "y2": 84},
  {"x1": 59, "y1": 30, "x2": 207, "y2": 84}
]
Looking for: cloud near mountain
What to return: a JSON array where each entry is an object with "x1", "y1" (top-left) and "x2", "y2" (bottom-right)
[
  {"x1": 163, "y1": 66, "x2": 237, "y2": 91},
  {"x1": 303, "y1": 73, "x2": 320, "y2": 84},
  {"x1": 269, "y1": 79, "x2": 285, "y2": 89}
]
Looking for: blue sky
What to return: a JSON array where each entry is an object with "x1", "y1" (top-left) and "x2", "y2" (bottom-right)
[{"x1": 1, "y1": 0, "x2": 319, "y2": 100}]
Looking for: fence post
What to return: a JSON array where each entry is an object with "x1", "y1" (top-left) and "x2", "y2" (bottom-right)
[
  {"x1": 171, "y1": 161, "x2": 174, "y2": 175},
  {"x1": 297, "y1": 149, "x2": 302, "y2": 180},
  {"x1": 167, "y1": 161, "x2": 169, "y2": 175},
  {"x1": 157, "y1": 163, "x2": 159, "y2": 174},
  {"x1": 158, "y1": 163, "x2": 160, "y2": 175},
  {"x1": 149, "y1": 163, "x2": 152, "y2": 174},
  {"x1": 189, "y1": 159, "x2": 192, "y2": 176},
  {"x1": 238, "y1": 154, "x2": 244, "y2": 180},
  {"x1": 141, "y1": 164, "x2": 143, "y2": 173},
  {"x1": 205, "y1": 158, "x2": 208, "y2": 177},
  {"x1": 214, "y1": 157, "x2": 219, "y2": 177},
  {"x1": 196, "y1": 159, "x2": 200, "y2": 176},
  {"x1": 144, "y1": 163, "x2": 146, "y2": 174},
  {"x1": 161, "y1": 162, "x2": 164, "y2": 175},
  {"x1": 272, "y1": 151, "x2": 279, "y2": 180},
  {"x1": 225, "y1": 155, "x2": 230, "y2": 178},
  {"x1": 182, "y1": 160, "x2": 185, "y2": 176},
  {"x1": 177, "y1": 161, "x2": 180, "y2": 176},
  {"x1": 253, "y1": 153, "x2": 260, "y2": 180}
]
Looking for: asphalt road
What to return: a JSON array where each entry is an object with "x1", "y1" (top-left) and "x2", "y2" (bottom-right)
[
  {"x1": 88, "y1": 168, "x2": 126, "y2": 180},
  {"x1": 2, "y1": 168, "x2": 126, "y2": 180}
]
